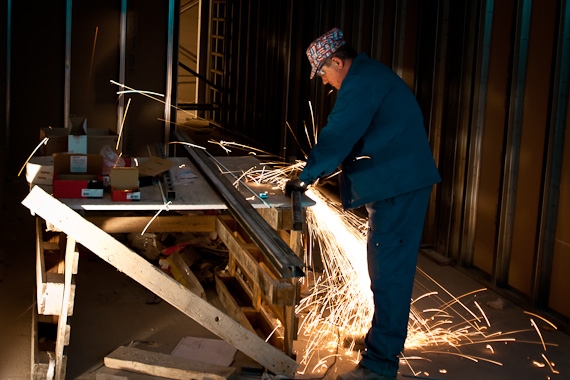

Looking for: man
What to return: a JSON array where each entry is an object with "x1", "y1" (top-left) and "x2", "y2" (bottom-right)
[{"x1": 289, "y1": 28, "x2": 441, "y2": 380}]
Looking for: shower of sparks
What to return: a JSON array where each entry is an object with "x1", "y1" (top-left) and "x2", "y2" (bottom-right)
[
  {"x1": 541, "y1": 353, "x2": 560, "y2": 375},
  {"x1": 110, "y1": 80, "x2": 198, "y2": 120},
  {"x1": 524, "y1": 311, "x2": 558, "y2": 330},
  {"x1": 117, "y1": 90, "x2": 165, "y2": 97},
  {"x1": 168, "y1": 141, "x2": 207, "y2": 150},
  {"x1": 241, "y1": 159, "x2": 561, "y2": 377},
  {"x1": 308, "y1": 101, "x2": 316, "y2": 147},
  {"x1": 18, "y1": 137, "x2": 50, "y2": 177},
  {"x1": 87, "y1": 27, "x2": 99, "y2": 100},
  {"x1": 295, "y1": 188, "x2": 373, "y2": 373},
  {"x1": 531, "y1": 318, "x2": 548, "y2": 351},
  {"x1": 207, "y1": 139, "x2": 278, "y2": 157},
  {"x1": 141, "y1": 201, "x2": 172, "y2": 235},
  {"x1": 286, "y1": 121, "x2": 308, "y2": 159},
  {"x1": 111, "y1": 80, "x2": 166, "y2": 105}
]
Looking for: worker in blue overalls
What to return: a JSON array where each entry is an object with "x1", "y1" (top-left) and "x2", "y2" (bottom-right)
[{"x1": 287, "y1": 28, "x2": 441, "y2": 380}]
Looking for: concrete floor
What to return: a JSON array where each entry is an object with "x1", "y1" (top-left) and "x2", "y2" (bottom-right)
[{"x1": 2, "y1": 176, "x2": 570, "y2": 380}]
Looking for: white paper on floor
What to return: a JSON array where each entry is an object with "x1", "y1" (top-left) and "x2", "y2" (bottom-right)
[
  {"x1": 170, "y1": 164, "x2": 198, "y2": 185},
  {"x1": 171, "y1": 337, "x2": 238, "y2": 367}
]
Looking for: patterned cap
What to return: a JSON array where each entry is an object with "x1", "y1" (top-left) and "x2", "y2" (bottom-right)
[{"x1": 306, "y1": 27, "x2": 346, "y2": 79}]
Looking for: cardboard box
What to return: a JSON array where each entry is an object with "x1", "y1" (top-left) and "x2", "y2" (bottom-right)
[
  {"x1": 26, "y1": 156, "x2": 54, "y2": 185},
  {"x1": 53, "y1": 153, "x2": 104, "y2": 199},
  {"x1": 40, "y1": 128, "x2": 69, "y2": 156},
  {"x1": 110, "y1": 167, "x2": 140, "y2": 202},
  {"x1": 111, "y1": 188, "x2": 141, "y2": 201},
  {"x1": 87, "y1": 128, "x2": 119, "y2": 155},
  {"x1": 39, "y1": 118, "x2": 118, "y2": 155},
  {"x1": 68, "y1": 116, "x2": 88, "y2": 153},
  {"x1": 138, "y1": 156, "x2": 174, "y2": 177},
  {"x1": 25, "y1": 155, "x2": 54, "y2": 194}
]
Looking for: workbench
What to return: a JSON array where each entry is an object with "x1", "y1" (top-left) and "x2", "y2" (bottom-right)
[
  {"x1": 23, "y1": 154, "x2": 311, "y2": 380},
  {"x1": 60, "y1": 156, "x2": 293, "y2": 211}
]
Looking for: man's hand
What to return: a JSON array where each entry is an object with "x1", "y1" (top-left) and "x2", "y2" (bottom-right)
[{"x1": 285, "y1": 177, "x2": 308, "y2": 196}]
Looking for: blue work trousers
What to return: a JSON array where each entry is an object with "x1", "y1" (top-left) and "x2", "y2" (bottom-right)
[{"x1": 360, "y1": 185, "x2": 433, "y2": 377}]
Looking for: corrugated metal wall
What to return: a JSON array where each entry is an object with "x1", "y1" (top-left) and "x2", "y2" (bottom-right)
[
  {"x1": 202, "y1": 0, "x2": 570, "y2": 328},
  {"x1": 2, "y1": 0, "x2": 570, "y2": 329}
]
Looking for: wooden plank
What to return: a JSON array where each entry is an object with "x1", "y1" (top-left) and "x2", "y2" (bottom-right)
[
  {"x1": 93, "y1": 366, "x2": 169, "y2": 379},
  {"x1": 257, "y1": 207, "x2": 283, "y2": 230},
  {"x1": 35, "y1": 218, "x2": 48, "y2": 314},
  {"x1": 104, "y1": 346, "x2": 236, "y2": 380},
  {"x1": 22, "y1": 186, "x2": 299, "y2": 377},
  {"x1": 95, "y1": 374, "x2": 128, "y2": 380},
  {"x1": 54, "y1": 237, "x2": 77, "y2": 380},
  {"x1": 216, "y1": 217, "x2": 295, "y2": 306},
  {"x1": 31, "y1": 291, "x2": 54, "y2": 380},
  {"x1": 289, "y1": 230, "x2": 304, "y2": 257},
  {"x1": 37, "y1": 274, "x2": 76, "y2": 316},
  {"x1": 87, "y1": 214, "x2": 218, "y2": 234},
  {"x1": 36, "y1": 219, "x2": 77, "y2": 316},
  {"x1": 214, "y1": 273, "x2": 256, "y2": 334}
]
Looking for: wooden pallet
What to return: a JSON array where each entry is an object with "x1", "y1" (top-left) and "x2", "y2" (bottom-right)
[
  {"x1": 33, "y1": 218, "x2": 78, "y2": 380},
  {"x1": 215, "y1": 215, "x2": 300, "y2": 355},
  {"x1": 24, "y1": 186, "x2": 303, "y2": 379}
]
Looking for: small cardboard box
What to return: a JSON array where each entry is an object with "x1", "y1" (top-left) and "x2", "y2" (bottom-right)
[
  {"x1": 53, "y1": 153, "x2": 104, "y2": 199},
  {"x1": 111, "y1": 188, "x2": 141, "y2": 201},
  {"x1": 110, "y1": 167, "x2": 140, "y2": 201},
  {"x1": 26, "y1": 156, "x2": 54, "y2": 185},
  {"x1": 87, "y1": 128, "x2": 119, "y2": 155},
  {"x1": 40, "y1": 128, "x2": 69, "y2": 156},
  {"x1": 68, "y1": 116, "x2": 88, "y2": 154},
  {"x1": 26, "y1": 156, "x2": 55, "y2": 194}
]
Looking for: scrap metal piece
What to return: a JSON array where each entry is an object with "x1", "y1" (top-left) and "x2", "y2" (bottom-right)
[
  {"x1": 174, "y1": 131, "x2": 305, "y2": 278},
  {"x1": 290, "y1": 190, "x2": 304, "y2": 231}
]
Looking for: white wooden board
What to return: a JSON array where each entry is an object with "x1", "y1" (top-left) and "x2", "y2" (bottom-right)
[{"x1": 104, "y1": 346, "x2": 236, "y2": 380}]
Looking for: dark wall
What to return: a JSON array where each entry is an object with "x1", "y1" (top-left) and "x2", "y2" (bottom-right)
[
  {"x1": 8, "y1": 1, "x2": 66, "y2": 175},
  {"x1": 214, "y1": 0, "x2": 570, "y2": 327},
  {"x1": 218, "y1": 0, "x2": 432, "y2": 159},
  {"x1": 4, "y1": 0, "x2": 172, "y2": 179},
  {"x1": 69, "y1": 0, "x2": 171, "y2": 157},
  {"x1": 1, "y1": 1, "x2": 8, "y2": 211},
  {"x1": 69, "y1": 1, "x2": 121, "y2": 133}
]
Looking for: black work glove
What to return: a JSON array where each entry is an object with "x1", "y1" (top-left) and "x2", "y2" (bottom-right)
[{"x1": 285, "y1": 177, "x2": 308, "y2": 196}]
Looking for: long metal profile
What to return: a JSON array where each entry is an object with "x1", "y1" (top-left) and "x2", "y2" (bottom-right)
[{"x1": 174, "y1": 130, "x2": 305, "y2": 278}]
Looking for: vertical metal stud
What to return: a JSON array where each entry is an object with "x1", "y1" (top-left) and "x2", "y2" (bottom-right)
[
  {"x1": 495, "y1": 0, "x2": 532, "y2": 285},
  {"x1": 534, "y1": 0, "x2": 570, "y2": 308},
  {"x1": 64, "y1": 0, "x2": 72, "y2": 130},
  {"x1": 462, "y1": 0, "x2": 495, "y2": 267}
]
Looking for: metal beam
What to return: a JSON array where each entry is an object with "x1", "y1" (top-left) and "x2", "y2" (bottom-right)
[{"x1": 174, "y1": 130, "x2": 305, "y2": 278}]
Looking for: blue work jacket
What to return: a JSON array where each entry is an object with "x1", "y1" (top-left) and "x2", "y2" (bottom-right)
[{"x1": 300, "y1": 53, "x2": 441, "y2": 210}]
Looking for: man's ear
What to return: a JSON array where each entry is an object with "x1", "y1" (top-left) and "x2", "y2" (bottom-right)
[{"x1": 332, "y1": 57, "x2": 346, "y2": 70}]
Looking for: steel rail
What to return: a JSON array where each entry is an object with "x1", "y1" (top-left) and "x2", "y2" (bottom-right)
[{"x1": 174, "y1": 130, "x2": 305, "y2": 278}]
